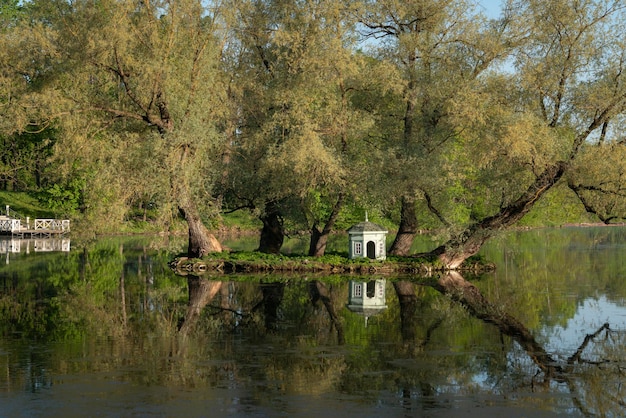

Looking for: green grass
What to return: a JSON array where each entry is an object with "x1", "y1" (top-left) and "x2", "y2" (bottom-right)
[
  {"x1": 0, "y1": 191, "x2": 56, "y2": 218},
  {"x1": 221, "y1": 210, "x2": 262, "y2": 230},
  {"x1": 202, "y1": 250, "x2": 439, "y2": 267}
]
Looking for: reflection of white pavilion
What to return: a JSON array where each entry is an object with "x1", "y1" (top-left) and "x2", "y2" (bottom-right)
[{"x1": 347, "y1": 279, "x2": 388, "y2": 326}]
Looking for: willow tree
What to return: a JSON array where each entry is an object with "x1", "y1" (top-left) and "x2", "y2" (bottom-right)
[
  {"x1": 357, "y1": 0, "x2": 511, "y2": 256},
  {"x1": 4, "y1": 0, "x2": 227, "y2": 255},
  {"x1": 427, "y1": 0, "x2": 626, "y2": 268},
  {"x1": 222, "y1": 0, "x2": 374, "y2": 255}
]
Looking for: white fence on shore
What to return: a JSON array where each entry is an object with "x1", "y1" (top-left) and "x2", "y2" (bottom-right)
[
  {"x1": 0, "y1": 206, "x2": 70, "y2": 235},
  {"x1": 33, "y1": 219, "x2": 71, "y2": 232}
]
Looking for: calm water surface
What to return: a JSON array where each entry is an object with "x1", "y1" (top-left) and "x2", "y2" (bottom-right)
[{"x1": 1, "y1": 228, "x2": 626, "y2": 417}]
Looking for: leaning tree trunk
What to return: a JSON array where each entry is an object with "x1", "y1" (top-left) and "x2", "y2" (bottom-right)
[
  {"x1": 258, "y1": 200, "x2": 284, "y2": 254},
  {"x1": 389, "y1": 196, "x2": 418, "y2": 256},
  {"x1": 172, "y1": 145, "x2": 222, "y2": 258},
  {"x1": 179, "y1": 202, "x2": 222, "y2": 258},
  {"x1": 308, "y1": 194, "x2": 344, "y2": 257},
  {"x1": 432, "y1": 162, "x2": 566, "y2": 269}
]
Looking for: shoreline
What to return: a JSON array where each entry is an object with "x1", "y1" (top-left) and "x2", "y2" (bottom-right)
[{"x1": 169, "y1": 255, "x2": 496, "y2": 277}]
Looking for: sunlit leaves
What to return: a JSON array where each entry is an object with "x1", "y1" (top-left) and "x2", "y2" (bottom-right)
[
  {"x1": 3, "y1": 0, "x2": 626, "y2": 256},
  {"x1": 221, "y1": 0, "x2": 373, "y2": 233},
  {"x1": 5, "y1": 0, "x2": 230, "y2": 232},
  {"x1": 513, "y1": 0, "x2": 626, "y2": 128},
  {"x1": 567, "y1": 142, "x2": 626, "y2": 223}
]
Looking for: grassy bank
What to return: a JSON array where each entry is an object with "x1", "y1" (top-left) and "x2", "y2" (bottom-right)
[{"x1": 0, "y1": 191, "x2": 57, "y2": 218}]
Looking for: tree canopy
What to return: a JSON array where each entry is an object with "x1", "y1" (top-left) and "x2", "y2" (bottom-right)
[{"x1": 2, "y1": 0, "x2": 626, "y2": 266}]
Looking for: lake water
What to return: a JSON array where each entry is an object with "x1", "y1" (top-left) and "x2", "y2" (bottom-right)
[{"x1": 1, "y1": 227, "x2": 626, "y2": 417}]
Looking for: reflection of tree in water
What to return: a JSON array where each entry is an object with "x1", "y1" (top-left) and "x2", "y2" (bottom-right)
[
  {"x1": 394, "y1": 281, "x2": 443, "y2": 348},
  {"x1": 179, "y1": 276, "x2": 344, "y2": 341},
  {"x1": 309, "y1": 280, "x2": 345, "y2": 345},
  {"x1": 435, "y1": 272, "x2": 562, "y2": 378},
  {"x1": 432, "y1": 271, "x2": 626, "y2": 416},
  {"x1": 177, "y1": 276, "x2": 223, "y2": 335},
  {"x1": 175, "y1": 276, "x2": 348, "y2": 396},
  {"x1": 176, "y1": 272, "x2": 626, "y2": 416},
  {"x1": 392, "y1": 280, "x2": 448, "y2": 404},
  {"x1": 252, "y1": 282, "x2": 285, "y2": 331}
]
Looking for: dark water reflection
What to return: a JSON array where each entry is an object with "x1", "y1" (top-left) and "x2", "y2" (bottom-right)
[{"x1": 2, "y1": 229, "x2": 626, "y2": 417}]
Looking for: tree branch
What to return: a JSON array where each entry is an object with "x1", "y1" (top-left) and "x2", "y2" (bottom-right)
[
  {"x1": 567, "y1": 323, "x2": 611, "y2": 365},
  {"x1": 422, "y1": 190, "x2": 450, "y2": 227}
]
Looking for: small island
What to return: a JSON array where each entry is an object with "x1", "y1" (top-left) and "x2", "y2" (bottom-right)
[
  {"x1": 168, "y1": 252, "x2": 495, "y2": 277},
  {"x1": 170, "y1": 217, "x2": 496, "y2": 277}
]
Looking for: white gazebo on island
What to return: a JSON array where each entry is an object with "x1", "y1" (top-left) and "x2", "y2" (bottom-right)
[{"x1": 347, "y1": 213, "x2": 388, "y2": 260}]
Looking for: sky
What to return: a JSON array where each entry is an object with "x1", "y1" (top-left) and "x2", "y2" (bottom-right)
[{"x1": 478, "y1": 0, "x2": 504, "y2": 18}]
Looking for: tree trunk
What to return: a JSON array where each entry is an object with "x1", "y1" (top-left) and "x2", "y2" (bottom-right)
[
  {"x1": 178, "y1": 202, "x2": 222, "y2": 258},
  {"x1": 432, "y1": 162, "x2": 567, "y2": 269},
  {"x1": 308, "y1": 194, "x2": 344, "y2": 257},
  {"x1": 388, "y1": 63, "x2": 418, "y2": 257},
  {"x1": 389, "y1": 196, "x2": 418, "y2": 256},
  {"x1": 258, "y1": 200, "x2": 284, "y2": 254}
]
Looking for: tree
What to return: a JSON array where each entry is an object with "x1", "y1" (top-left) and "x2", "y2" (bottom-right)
[
  {"x1": 426, "y1": 0, "x2": 626, "y2": 268},
  {"x1": 0, "y1": 128, "x2": 54, "y2": 191},
  {"x1": 222, "y1": 0, "x2": 373, "y2": 255},
  {"x1": 6, "y1": 0, "x2": 227, "y2": 255},
  {"x1": 357, "y1": 0, "x2": 511, "y2": 256},
  {"x1": 357, "y1": 0, "x2": 626, "y2": 268}
]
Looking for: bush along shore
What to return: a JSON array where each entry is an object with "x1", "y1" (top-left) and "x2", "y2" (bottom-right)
[{"x1": 169, "y1": 251, "x2": 496, "y2": 277}]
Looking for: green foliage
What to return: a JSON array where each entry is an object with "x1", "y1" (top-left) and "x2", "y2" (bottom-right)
[
  {"x1": 36, "y1": 177, "x2": 85, "y2": 216},
  {"x1": 221, "y1": 210, "x2": 262, "y2": 231},
  {"x1": 0, "y1": 127, "x2": 56, "y2": 192},
  {"x1": 2, "y1": 0, "x2": 230, "y2": 235},
  {"x1": 2, "y1": 0, "x2": 626, "y2": 263},
  {"x1": 0, "y1": 0, "x2": 23, "y2": 29},
  {"x1": 0, "y1": 190, "x2": 55, "y2": 218},
  {"x1": 518, "y1": 182, "x2": 597, "y2": 227},
  {"x1": 566, "y1": 143, "x2": 626, "y2": 224},
  {"x1": 206, "y1": 249, "x2": 353, "y2": 265}
]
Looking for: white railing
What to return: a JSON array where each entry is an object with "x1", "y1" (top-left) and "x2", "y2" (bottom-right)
[
  {"x1": 0, "y1": 218, "x2": 21, "y2": 233},
  {"x1": 5, "y1": 205, "x2": 22, "y2": 220},
  {"x1": 34, "y1": 219, "x2": 71, "y2": 232},
  {"x1": 1, "y1": 206, "x2": 70, "y2": 235}
]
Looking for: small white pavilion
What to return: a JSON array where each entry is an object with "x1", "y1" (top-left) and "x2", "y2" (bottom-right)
[{"x1": 347, "y1": 213, "x2": 388, "y2": 260}]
